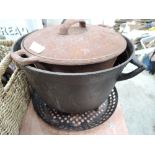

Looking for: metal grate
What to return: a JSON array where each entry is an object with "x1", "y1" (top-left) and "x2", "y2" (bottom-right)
[{"x1": 32, "y1": 87, "x2": 118, "y2": 131}]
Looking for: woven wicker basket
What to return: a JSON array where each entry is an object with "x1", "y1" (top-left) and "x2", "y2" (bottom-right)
[{"x1": 0, "y1": 45, "x2": 30, "y2": 135}]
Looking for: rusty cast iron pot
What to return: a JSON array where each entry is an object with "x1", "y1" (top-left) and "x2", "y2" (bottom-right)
[
  {"x1": 11, "y1": 19, "x2": 127, "y2": 72},
  {"x1": 12, "y1": 35, "x2": 145, "y2": 113}
]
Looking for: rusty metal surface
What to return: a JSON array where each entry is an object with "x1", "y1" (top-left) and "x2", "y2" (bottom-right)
[{"x1": 20, "y1": 19, "x2": 126, "y2": 65}]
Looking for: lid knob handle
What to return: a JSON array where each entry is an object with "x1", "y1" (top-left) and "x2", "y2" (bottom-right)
[{"x1": 59, "y1": 19, "x2": 86, "y2": 35}]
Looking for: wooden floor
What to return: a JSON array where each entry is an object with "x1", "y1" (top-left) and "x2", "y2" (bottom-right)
[{"x1": 20, "y1": 101, "x2": 128, "y2": 135}]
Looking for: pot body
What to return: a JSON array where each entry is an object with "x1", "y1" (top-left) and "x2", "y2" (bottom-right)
[
  {"x1": 12, "y1": 36, "x2": 143, "y2": 113},
  {"x1": 24, "y1": 63, "x2": 124, "y2": 113}
]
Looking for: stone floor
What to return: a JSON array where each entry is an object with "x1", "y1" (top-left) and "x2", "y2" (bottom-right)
[{"x1": 116, "y1": 63, "x2": 155, "y2": 134}]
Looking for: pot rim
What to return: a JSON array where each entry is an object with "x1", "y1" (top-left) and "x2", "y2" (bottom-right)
[
  {"x1": 25, "y1": 37, "x2": 134, "y2": 76},
  {"x1": 25, "y1": 53, "x2": 132, "y2": 76}
]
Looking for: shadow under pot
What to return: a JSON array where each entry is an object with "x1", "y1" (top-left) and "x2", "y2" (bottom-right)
[
  {"x1": 11, "y1": 19, "x2": 127, "y2": 72},
  {"x1": 11, "y1": 33, "x2": 145, "y2": 113}
]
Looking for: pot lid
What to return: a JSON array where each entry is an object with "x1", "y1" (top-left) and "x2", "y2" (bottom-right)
[{"x1": 22, "y1": 19, "x2": 127, "y2": 65}]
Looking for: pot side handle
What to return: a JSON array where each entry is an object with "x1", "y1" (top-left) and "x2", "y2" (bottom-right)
[
  {"x1": 11, "y1": 50, "x2": 38, "y2": 66},
  {"x1": 117, "y1": 57, "x2": 146, "y2": 81}
]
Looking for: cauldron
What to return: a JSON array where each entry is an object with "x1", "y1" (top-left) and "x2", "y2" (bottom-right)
[{"x1": 12, "y1": 35, "x2": 145, "y2": 113}]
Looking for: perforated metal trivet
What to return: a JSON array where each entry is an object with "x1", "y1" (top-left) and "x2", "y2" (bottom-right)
[{"x1": 32, "y1": 87, "x2": 118, "y2": 131}]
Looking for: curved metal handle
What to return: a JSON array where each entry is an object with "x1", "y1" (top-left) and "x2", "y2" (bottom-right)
[
  {"x1": 59, "y1": 19, "x2": 86, "y2": 35},
  {"x1": 11, "y1": 50, "x2": 38, "y2": 66},
  {"x1": 117, "y1": 57, "x2": 145, "y2": 81}
]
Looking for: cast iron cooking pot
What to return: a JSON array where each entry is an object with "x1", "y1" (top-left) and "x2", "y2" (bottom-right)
[
  {"x1": 12, "y1": 35, "x2": 145, "y2": 113},
  {"x1": 11, "y1": 19, "x2": 127, "y2": 72}
]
